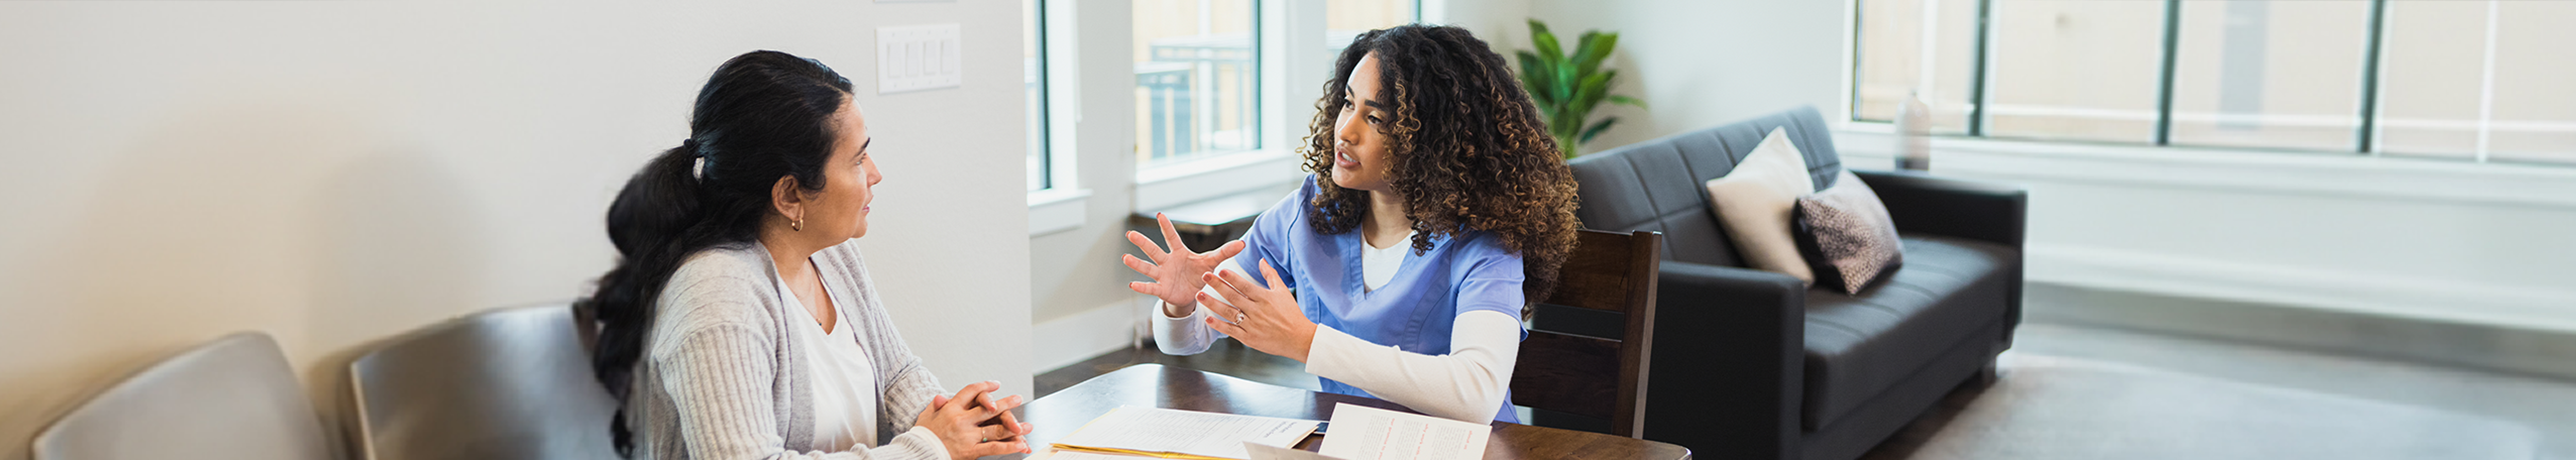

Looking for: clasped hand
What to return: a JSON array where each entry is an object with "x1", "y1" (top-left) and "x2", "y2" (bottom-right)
[
  {"x1": 1122, "y1": 213, "x2": 1318, "y2": 363},
  {"x1": 913, "y1": 381, "x2": 1032, "y2": 460}
]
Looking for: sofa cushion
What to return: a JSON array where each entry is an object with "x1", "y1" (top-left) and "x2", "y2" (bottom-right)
[
  {"x1": 1703, "y1": 127, "x2": 1818, "y2": 284},
  {"x1": 1794, "y1": 169, "x2": 1905, "y2": 295},
  {"x1": 1800, "y1": 233, "x2": 2016, "y2": 431}
]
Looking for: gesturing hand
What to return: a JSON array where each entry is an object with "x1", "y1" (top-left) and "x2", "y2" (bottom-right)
[
  {"x1": 1199, "y1": 259, "x2": 1318, "y2": 363},
  {"x1": 1123, "y1": 212, "x2": 1248, "y2": 314},
  {"x1": 913, "y1": 381, "x2": 1032, "y2": 460}
]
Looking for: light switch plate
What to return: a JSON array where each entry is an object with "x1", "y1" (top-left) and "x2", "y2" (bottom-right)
[{"x1": 877, "y1": 23, "x2": 962, "y2": 94}]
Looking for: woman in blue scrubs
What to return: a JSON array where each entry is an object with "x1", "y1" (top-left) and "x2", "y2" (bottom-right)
[{"x1": 1121, "y1": 24, "x2": 1581, "y2": 424}]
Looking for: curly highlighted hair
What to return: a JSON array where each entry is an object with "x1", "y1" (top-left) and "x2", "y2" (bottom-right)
[{"x1": 1302, "y1": 24, "x2": 1583, "y2": 305}]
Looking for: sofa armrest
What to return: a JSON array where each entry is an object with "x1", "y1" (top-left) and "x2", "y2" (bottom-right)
[
  {"x1": 1853, "y1": 168, "x2": 2029, "y2": 348},
  {"x1": 1640, "y1": 261, "x2": 1804, "y2": 460},
  {"x1": 1851, "y1": 169, "x2": 2027, "y2": 249}
]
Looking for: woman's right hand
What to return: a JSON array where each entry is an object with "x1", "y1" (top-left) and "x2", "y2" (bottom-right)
[
  {"x1": 914, "y1": 381, "x2": 1031, "y2": 460},
  {"x1": 1123, "y1": 213, "x2": 1247, "y2": 315}
]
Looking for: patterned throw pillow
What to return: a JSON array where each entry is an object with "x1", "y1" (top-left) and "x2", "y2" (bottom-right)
[{"x1": 1793, "y1": 169, "x2": 1904, "y2": 295}]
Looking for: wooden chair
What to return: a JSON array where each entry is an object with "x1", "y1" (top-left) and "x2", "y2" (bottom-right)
[
  {"x1": 347, "y1": 304, "x2": 619, "y2": 460},
  {"x1": 1511, "y1": 229, "x2": 1662, "y2": 437}
]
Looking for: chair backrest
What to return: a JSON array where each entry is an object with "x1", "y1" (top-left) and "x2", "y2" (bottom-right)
[
  {"x1": 32, "y1": 332, "x2": 334, "y2": 460},
  {"x1": 347, "y1": 304, "x2": 619, "y2": 460},
  {"x1": 1510, "y1": 229, "x2": 1663, "y2": 438},
  {"x1": 1564, "y1": 105, "x2": 1843, "y2": 267}
]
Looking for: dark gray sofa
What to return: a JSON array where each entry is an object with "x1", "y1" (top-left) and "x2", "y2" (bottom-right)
[{"x1": 1550, "y1": 106, "x2": 2025, "y2": 460}]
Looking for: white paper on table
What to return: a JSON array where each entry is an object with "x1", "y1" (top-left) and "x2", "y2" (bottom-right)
[
  {"x1": 1042, "y1": 452, "x2": 1166, "y2": 460},
  {"x1": 1050, "y1": 406, "x2": 1322, "y2": 459},
  {"x1": 1245, "y1": 442, "x2": 1348, "y2": 460},
  {"x1": 1315, "y1": 403, "x2": 1490, "y2": 460}
]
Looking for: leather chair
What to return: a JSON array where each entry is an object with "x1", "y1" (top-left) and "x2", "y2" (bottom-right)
[
  {"x1": 1558, "y1": 106, "x2": 2026, "y2": 460},
  {"x1": 346, "y1": 304, "x2": 618, "y2": 460},
  {"x1": 32, "y1": 332, "x2": 334, "y2": 460}
]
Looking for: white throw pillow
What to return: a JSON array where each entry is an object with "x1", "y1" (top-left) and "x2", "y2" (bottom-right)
[{"x1": 1703, "y1": 127, "x2": 1817, "y2": 285}]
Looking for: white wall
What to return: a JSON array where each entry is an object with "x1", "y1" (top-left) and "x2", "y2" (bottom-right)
[
  {"x1": 1441, "y1": 0, "x2": 1851, "y2": 154},
  {"x1": 0, "y1": 1, "x2": 1029, "y2": 456}
]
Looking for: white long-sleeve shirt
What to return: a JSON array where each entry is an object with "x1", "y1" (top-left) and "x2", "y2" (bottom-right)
[{"x1": 1152, "y1": 245, "x2": 1522, "y2": 424}]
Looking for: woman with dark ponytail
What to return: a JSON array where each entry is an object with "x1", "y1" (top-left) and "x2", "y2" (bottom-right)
[{"x1": 579, "y1": 50, "x2": 1031, "y2": 460}]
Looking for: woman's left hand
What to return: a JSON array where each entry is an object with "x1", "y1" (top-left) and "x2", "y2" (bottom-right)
[{"x1": 1199, "y1": 259, "x2": 1318, "y2": 362}]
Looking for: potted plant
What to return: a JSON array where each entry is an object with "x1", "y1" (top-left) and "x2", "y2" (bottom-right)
[{"x1": 1515, "y1": 19, "x2": 1647, "y2": 159}]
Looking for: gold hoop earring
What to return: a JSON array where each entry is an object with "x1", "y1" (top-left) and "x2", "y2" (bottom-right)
[{"x1": 792, "y1": 216, "x2": 803, "y2": 231}]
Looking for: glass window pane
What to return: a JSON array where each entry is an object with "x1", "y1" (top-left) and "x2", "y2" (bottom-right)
[
  {"x1": 1134, "y1": 0, "x2": 1259, "y2": 168},
  {"x1": 2378, "y1": 1, "x2": 2576, "y2": 164},
  {"x1": 2374, "y1": 1, "x2": 2482, "y2": 159},
  {"x1": 1982, "y1": 0, "x2": 2165, "y2": 143},
  {"x1": 1851, "y1": 0, "x2": 1978, "y2": 133},
  {"x1": 1025, "y1": 0, "x2": 1046, "y2": 191},
  {"x1": 2485, "y1": 1, "x2": 2576, "y2": 164},
  {"x1": 2167, "y1": 1, "x2": 2367, "y2": 151},
  {"x1": 1327, "y1": 0, "x2": 1416, "y2": 55}
]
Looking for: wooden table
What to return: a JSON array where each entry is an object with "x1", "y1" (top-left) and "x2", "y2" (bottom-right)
[{"x1": 1014, "y1": 364, "x2": 1691, "y2": 460}]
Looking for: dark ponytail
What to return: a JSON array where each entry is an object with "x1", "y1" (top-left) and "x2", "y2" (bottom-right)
[{"x1": 575, "y1": 50, "x2": 856, "y2": 457}]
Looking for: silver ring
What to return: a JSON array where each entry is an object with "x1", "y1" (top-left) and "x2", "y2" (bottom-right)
[{"x1": 1236, "y1": 313, "x2": 1247, "y2": 322}]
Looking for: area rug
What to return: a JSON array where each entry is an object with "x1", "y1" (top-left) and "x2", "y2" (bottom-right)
[{"x1": 1861, "y1": 354, "x2": 2545, "y2": 460}]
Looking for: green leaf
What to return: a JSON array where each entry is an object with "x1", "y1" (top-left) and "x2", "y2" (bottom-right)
[
  {"x1": 1515, "y1": 51, "x2": 1556, "y2": 107},
  {"x1": 1571, "y1": 69, "x2": 1614, "y2": 113},
  {"x1": 1607, "y1": 94, "x2": 1649, "y2": 110},
  {"x1": 1580, "y1": 116, "x2": 1621, "y2": 144},
  {"x1": 1553, "y1": 61, "x2": 1579, "y2": 112},
  {"x1": 1571, "y1": 31, "x2": 1618, "y2": 77},
  {"x1": 1527, "y1": 19, "x2": 1564, "y2": 66}
]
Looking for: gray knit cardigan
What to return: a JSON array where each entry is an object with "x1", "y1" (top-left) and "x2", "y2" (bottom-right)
[{"x1": 629, "y1": 241, "x2": 951, "y2": 460}]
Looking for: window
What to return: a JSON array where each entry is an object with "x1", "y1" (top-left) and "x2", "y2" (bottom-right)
[
  {"x1": 1850, "y1": 0, "x2": 2576, "y2": 164},
  {"x1": 1134, "y1": 0, "x2": 1260, "y2": 168},
  {"x1": 1982, "y1": 0, "x2": 2164, "y2": 143},
  {"x1": 1850, "y1": 0, "x2": 1979, "y2": 134},
  {"x1": 1026, "y1": 0, "x2": 1049, "y2": 191},
  {"x1": 2166, "y1": 0, "x2": 2370, "y2": 151},
  {"x1": 2377, "y1": 0, "x2": 2576, "y2": 163}
]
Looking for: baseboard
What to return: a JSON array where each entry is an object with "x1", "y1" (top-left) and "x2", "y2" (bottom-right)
[
  {"x1": 2027, "y1": 243, "x2": 2576, "y2": 334},
  {"x1": 1030, "y1": 296, "x2": 1155, "y2": 373}
]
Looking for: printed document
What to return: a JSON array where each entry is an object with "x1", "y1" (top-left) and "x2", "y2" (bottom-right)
[
  {"x1": 1315, "y1": 403, "x2": 1489, "y2": 460},
  {"x1": 1050, "y1": 406, "x2": 1322, "y2": 460}
]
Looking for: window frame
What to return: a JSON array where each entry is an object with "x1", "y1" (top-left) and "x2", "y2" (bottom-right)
[
  {"x1": 1130, "y1": 0, "x2": 1421, "y2": 212},
  {"x1": 1845, "y1": 0, "x2": 2565, "y2": 166},
  {"x1": 1030, "y1": 0, "x2": 1090, "y2": 236}
]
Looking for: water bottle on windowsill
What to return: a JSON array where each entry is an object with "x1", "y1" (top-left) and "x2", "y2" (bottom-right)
[{"x1": 1894, "y1": 90, "x2": 1933, "y2": 172}]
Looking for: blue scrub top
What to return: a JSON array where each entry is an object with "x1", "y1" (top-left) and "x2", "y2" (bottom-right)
[{"x1": 1233, "y1": 177, "x2": 1527, "y2": 423}]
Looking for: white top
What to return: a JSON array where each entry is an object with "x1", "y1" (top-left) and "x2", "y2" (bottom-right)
[
  {"x1": 1156, "y1": 248, "x2": 1520, "y2": 424},
  {"x1": 1359, "y1": 231, "x2": 1414, "y2": 292},
  {"x1": 632, "y1": 241, "x2": 948, "y2": 460},
  {"x1": 778, "y1": 274, "x2": 880, "y2": 452}
]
